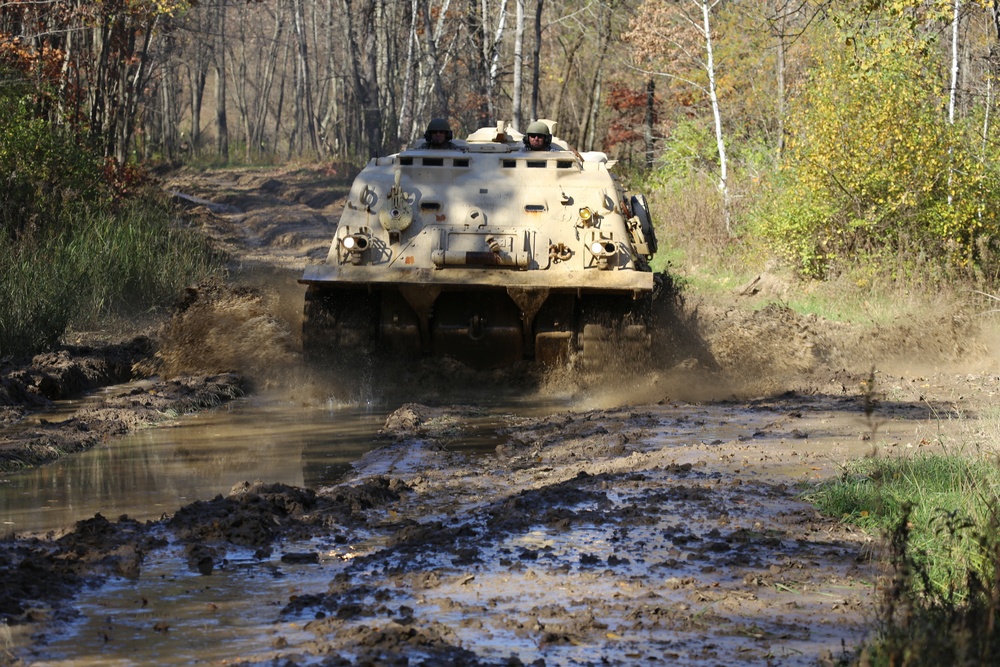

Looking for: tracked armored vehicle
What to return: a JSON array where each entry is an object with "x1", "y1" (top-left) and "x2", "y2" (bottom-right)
[{"x1": 299, "y1": 121, "x2": 658, "y2": 370}]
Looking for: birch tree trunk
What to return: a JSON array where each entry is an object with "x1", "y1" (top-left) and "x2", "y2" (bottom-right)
[
  {"x1": 948, "y1": 0, "x2": 960, "y2": 206},
  {"x1": 470, "y1": 0, "x2": 507, "y2": 126},
  {"x1": 697, "y1": 0, "x2": 729, "y2": 233},
  {"x1": 488, "y1": 0, "x2": 508, "y2": 123},
  {"x1": 949, "y1": 0, "x2": 961, "y2": 124}
]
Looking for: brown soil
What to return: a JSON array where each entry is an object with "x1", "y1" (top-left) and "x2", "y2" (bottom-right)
[{"x1": 2, "y1": 165, "x2": 999, "y2": 666}]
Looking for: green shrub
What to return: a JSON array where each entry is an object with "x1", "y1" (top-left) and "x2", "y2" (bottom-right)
[{"x1": 0, "y1": 99, "x2": 111, "y2": 239}]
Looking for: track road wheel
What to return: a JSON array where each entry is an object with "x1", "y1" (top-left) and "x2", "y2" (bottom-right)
[
  {"x1": 575, "y1": 296, "x2": 652, "y2": 376},
  {"x1": 302, "y1": 286, "x2": 378, "y2": 366}
]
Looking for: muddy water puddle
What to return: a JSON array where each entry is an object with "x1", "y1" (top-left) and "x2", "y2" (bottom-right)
[
  {"x1": 1, "y1": 390, "x2": 558, "y2": 537},
  {"x1": 31, "y1": 537, "x2": 360, "y2": 667},
  {"x1": 6, "y1": 386, "x2": 899, "y2": 666}
]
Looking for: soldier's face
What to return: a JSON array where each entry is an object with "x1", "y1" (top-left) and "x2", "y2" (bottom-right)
[
  {"x1": 528, "y1": 134, "x2": 545, "y2": 148},
  {"x1": 431, "y1": 131, "x2": 446, "y2": 143}
]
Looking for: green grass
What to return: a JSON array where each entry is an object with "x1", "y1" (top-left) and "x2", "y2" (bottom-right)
[
  {"x1": 0, "y1": 234, "x2": 78, "y2": 356},
  {"x1": 0, "y1": 199, "x2": 221, "y2": 360},
  {"x1": 805, "y1": 453, "x2": 1000, "y2": 666},
  {"x1": 806, "y1": 453, "x2": 1000, "y2": 597}
]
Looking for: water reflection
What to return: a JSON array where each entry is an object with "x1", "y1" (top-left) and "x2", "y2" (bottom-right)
[
  {"x1": 1, "y1": 396, "x2": 389, "y2": 536},
  {"x1": 1, "y1": 384, "x2": 572, "y2": 537}
]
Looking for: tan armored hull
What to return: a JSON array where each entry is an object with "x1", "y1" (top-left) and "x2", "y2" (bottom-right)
[{"x1": 300, "y1": 122, "x2": 658, "y2": 369}]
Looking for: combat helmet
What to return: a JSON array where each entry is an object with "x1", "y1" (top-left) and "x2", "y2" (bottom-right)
[
  {"x1": 424, "y1": 118, "x2": 453, "y2": 143},
  {"x1": 523, "y1": 121, "x2": 552, "y2": 149}
]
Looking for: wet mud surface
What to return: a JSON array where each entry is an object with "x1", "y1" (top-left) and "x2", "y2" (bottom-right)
[{"x1": 2, "y1": 166, "x2": 1000, "y2": 665}]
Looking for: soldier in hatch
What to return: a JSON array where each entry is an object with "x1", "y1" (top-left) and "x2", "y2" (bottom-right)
[
  {"x1": 419, "y1": 118, "x2": 457, "y2": 149},
  {"x1": 522, "y1": 121, "x2": 553, "y2": 151}
]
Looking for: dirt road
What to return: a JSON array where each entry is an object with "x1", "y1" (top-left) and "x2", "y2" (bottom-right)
[{"x1": 2, "y1": 166, "x2": 998, "y2": 666}]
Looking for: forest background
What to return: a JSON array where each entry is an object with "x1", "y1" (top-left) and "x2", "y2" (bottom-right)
[{"x1": 5, "y1": 0, "x2": 1000, "y2": 356}]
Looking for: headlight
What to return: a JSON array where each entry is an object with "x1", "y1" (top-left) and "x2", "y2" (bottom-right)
[
  {"x1": 591, "y1": 241, "x2": 615, "y2": 256},
  {"x1": 339, "y1": 232, "x2": 371, "y2": 264},
  {"x1": 588, "y1": 238, "x2": 616, "y2": 269}
]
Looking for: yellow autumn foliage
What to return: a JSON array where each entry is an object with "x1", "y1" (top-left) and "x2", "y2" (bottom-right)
[{"x1": 753, "y1": 13, "x2": 1000, "y2": 278}]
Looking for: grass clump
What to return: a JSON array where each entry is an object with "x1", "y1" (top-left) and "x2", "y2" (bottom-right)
[
  {"x1": 806, "y1": 454, "x2": 1000, "y2": 665},
  {"x1": 0, "y1": 202, "x2": 220, "y2": 360}
]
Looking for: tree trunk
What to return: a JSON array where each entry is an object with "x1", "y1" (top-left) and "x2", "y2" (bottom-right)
[
  {"x1": 274, "y1": 45, "x2": 289, "y2": 158},
  {"x1": 578, "y1": 7, "x2": 610, "y2": 149},
  {"x1": 985, "y1": 1, "x2": 1000, "y2": 156},
  {"x1": 644, "y1": 78, "x2": 655, "y2": 169},
  {"x1": 586, "y1": 76, "x2": 601, "y2": 152},
  {"x1": 422, "y1": 0, "x2": 452, "y2": 118},
  {"x1": 316, "y1": 0, "x2": 342, "y2": 155},
  {"x1": 399, "y1": 0, "x2": 420, "y2": 143},
  {"x1": 215, "y1": 0, "x2": 229, "y2": 161},
  {"x1": 467, "y1": 0, "x2": 500, "y2": 127},
  {"x1": 488, "y1": 0, "x2": 509, "y2": 123},
  {"x1": 512, "y1": 0, "x2": 524, "y2": 129},
  {"x1": 292, "y1": 0, "x2": 321, "y2": 156},
  {"x1": 698, "y1": 0, "x2": 730, "y2": 233},
  {"x1": 117, "y1": 17, "x2": 158, "y2": 163},
  {"x1": 186, "y1": 1, "x2": 216, "y2": 155},
  {"x1": 530, "y1": 0, "x2": 544, "y2": 121},
  {"x1": 552, "y1": 32, "x2": 583, "y2": 125},
  {"x1": 949, "y1": 0, "x2": 961, "y2": 124},
  {"x1": 343, "y1": 0, "x2": 384, "y2": 158},
  {"x1": 774, "y1": 1, "x2": 787, "y2": 161}
]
